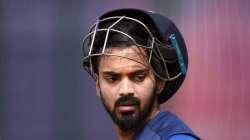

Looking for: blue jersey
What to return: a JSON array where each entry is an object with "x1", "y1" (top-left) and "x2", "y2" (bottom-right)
[{"x1": 132, "y1": 111, "x2": 201, "y2": 140}]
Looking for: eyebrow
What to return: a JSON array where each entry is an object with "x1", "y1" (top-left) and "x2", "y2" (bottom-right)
[
  {"x1": 130, "y1": 69, "x2": 149, "y2": 75},
  {"x1": 102, "y1": 71, "x2": 120, "y2": 76},
  {"x1": 101, "y1": 68, "x2": 149, "y2": 75}
]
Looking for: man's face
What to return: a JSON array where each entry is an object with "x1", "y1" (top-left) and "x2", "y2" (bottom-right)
[{"x1": 95, "y1": 45, "x2": 160, "y2": 132}]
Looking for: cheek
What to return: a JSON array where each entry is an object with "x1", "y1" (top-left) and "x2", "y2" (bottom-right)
[
  {"x1": 134, "y1": 80, "x2": 155, "y2": 106},
  {"x1": 99, "y1": 82, "x2": 118, "y2": 110}
]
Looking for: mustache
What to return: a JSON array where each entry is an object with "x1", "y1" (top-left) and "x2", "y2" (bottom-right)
[{"x1": 115, "y1": 95, "x2": 140, "y2": 107}]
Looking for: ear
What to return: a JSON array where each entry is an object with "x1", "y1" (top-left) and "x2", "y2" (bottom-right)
[
  {"x1": 94, "y1": 74, "x2": 101, "y2": 98},
  {"x1": 156, "y1": 79, "x2": 166, "y2": 95}
]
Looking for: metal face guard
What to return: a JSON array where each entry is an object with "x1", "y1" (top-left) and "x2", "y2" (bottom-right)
[{"x1": 81, "y1": 16, "x2": 183, "y2": 81}]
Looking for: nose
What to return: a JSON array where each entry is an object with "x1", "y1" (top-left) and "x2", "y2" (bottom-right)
[{"x1": 118, "y1": 78, "x2": 135, "y2": 97}]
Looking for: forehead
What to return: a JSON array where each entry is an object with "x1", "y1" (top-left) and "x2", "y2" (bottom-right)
[{"x1": 98, "y1": 45, "x2": 149, "y2": 72}]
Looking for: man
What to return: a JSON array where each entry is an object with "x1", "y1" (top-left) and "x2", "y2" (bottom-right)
[{"x1": 81, "y1": 8, "x2": 200, "y2": 140}]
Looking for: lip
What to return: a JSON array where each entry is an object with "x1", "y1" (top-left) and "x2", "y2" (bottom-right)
[{"x1": 117, "y1": 104, "x2": 137, "y2": 112}]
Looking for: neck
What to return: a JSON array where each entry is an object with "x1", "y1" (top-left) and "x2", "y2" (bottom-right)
[{"x1": 115, "y1": 103, "x2": 160, "y2": 140}]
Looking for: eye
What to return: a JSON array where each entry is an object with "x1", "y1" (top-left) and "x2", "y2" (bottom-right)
[
  {"x1": 132, "y1": 74, "x2": 146, "y2": 82},
  {"x1": 103, "y1": 75, "x2": 119, "y2": 83}
]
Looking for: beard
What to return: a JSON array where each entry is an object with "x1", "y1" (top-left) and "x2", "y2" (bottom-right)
[{"x1": 99, "y1": 85, "x2": 157, "y2": 132}]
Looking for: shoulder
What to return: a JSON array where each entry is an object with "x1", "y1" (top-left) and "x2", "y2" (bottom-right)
[
  {"x1": 132, "y1": 111, "x2": 201, "y2": 140},
  {"x1": 168, "y1": 134, "x2": 198, "y2": 140},
  {"x1": 147, "y1": 111, "x2": 200, "y2": 140}
]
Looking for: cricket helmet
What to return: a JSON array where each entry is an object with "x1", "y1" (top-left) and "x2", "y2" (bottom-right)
[{"x1": 81, "y1": 8, "x2": 188, "y2": 104}]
